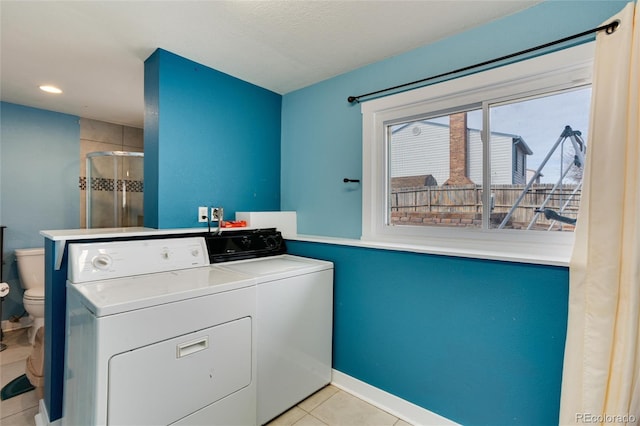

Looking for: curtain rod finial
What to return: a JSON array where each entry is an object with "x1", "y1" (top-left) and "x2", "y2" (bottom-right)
[
  {"x1": 347, "y1": 96, "x2": 358, "y2": 103},
  {"x1": 606, "y1": 20, "x2": 620, "y2": 35}
]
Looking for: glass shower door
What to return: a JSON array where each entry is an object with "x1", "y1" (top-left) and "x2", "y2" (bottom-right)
[{"x1": 86, "y1": 151, "x2": 144, "y2": 228}]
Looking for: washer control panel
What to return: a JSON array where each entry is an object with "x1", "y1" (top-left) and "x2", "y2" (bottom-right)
[
  {"x1": 68, "y1": 237, "x2": 209, "y2": 283},
  {"x1": 206, "y1": 228, "x2": 286, "y2": 263}
]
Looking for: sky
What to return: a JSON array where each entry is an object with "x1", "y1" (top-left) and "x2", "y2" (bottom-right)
[{"x1": 469, "y1": 86, "x2": 591, "y2": 183}]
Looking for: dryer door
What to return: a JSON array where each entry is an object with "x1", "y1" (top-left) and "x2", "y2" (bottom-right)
[{"x1": 107, "y1": 316, "x2": 252, "y2": 425}]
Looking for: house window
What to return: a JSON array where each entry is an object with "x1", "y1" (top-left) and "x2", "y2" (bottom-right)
[{"x1": 361, "y1": 43, "x2": 594, "y2": 260}]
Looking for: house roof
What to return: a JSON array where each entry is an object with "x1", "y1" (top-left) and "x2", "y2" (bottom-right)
[{"x1": 512, "y1": 136, "x2": 533, "y2": 155}]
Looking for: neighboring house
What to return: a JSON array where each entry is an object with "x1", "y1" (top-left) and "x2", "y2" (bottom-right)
[{"x1": 390, "y1": 115, "x2": 532, "y2": 186}]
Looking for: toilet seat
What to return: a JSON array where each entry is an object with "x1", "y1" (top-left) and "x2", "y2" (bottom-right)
[{"x1": 24, "y1": 288, "x2": 45, "y2": 300}]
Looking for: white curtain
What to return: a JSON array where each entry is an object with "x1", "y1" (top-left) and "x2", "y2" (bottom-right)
[{"x1": 560, "y1": 2, "x2": 639, "y2": 425}]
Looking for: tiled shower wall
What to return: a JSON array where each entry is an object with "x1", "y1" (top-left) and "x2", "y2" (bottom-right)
[{"x1": 79, "y1": 118, "x2": 143, "y2": 228}]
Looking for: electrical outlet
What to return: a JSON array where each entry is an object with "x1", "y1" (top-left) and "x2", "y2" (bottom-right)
[
  {"x1": 198, "y1": 206, "x2": 208, "y2": 223},
  {"x1": 211, "y1": 207, "x2": 223, "y2": 222}
]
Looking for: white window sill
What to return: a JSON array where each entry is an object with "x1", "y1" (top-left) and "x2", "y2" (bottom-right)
[{"x1": 287, "y1": 233, "x2": 571, "y2": 267}]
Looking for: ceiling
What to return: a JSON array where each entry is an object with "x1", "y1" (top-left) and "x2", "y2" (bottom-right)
[{"x1": 0, "y1": 1, "x2": 539, "y2": 128}]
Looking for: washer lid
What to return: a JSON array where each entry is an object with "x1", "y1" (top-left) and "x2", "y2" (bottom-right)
[
  {"x1": 67, "y1": 266, "x2": 255, "y2": 317},
  {"x1": 219, "y1": 254, "x2": 333, "y2": 282}
]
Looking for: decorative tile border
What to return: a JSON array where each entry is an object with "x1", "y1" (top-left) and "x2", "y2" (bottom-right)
[{"x1": 79, "y1": 176, "x2": 144, "y2": 192}]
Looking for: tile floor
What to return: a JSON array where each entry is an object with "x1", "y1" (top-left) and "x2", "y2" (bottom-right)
[
  {"x1": 267, "y1": 385, "x2": 412, "y2": 426},
  {"x1": 1, "y1": 327, "x2": 410, "y2": 426},
  {"x1": 0, "y1": 328, "x2": 38, "y2": 426}
]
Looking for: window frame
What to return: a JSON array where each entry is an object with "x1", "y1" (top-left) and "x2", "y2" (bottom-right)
[{"x1": 361, "y1": 43, "x2": 594, "y2": 262}]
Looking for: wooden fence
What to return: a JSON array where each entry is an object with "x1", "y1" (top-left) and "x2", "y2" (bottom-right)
[{"x1": 391, "y1": 183, "x2": 580, "y2": 229}]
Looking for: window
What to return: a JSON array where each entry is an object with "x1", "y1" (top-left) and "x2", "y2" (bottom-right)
[
  {"x1": 488, "y1": 89, "x2": 590, "y2": 231},
  {"x1": 361, "y1": 43, "x2": 594, "y2": 261}
]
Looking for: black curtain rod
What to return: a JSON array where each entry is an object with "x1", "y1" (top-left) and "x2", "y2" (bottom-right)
[{"x1": 347, "y1": 20, "x2": 619, "y2": 104}]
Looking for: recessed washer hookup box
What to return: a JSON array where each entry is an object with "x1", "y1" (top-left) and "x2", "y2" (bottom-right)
[{"x1": 235, "y1": 211, "x2": 297, "y2": 238}]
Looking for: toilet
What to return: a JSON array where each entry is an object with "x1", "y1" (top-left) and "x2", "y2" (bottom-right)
[{"x1": 15, "y1": 248, "x2": 45, "y2": 345}]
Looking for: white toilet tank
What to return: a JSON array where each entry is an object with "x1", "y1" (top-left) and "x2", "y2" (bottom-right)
[{"x1": 15, "y1": 248, "x2": 45, "y2": 290}]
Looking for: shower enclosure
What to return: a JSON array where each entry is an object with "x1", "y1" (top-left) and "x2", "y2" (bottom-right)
[{"x1": 86, "y1": 151, "x2": 144, "y2": 228}]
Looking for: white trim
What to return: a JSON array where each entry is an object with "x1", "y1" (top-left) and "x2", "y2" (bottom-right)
[
  {"x1": 39, "y1": 226, "x2": 238, "y2": 241},
  {"x1": 36, "y1": 399, "x2": 61, "y2": 426},
  {"x1": 287, "y1": 233, "x2": 570, "y2": 266},
  {"x1": 331, "y1": 369, "x2": 459, "y2": 426},
  {"x1": 361, "y1": 43, "x2": 594, "y2": 260}
]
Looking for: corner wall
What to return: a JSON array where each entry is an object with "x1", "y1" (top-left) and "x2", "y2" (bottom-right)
[{"x1": 144, "y1": 49, "x2": 282, "y2": 229}]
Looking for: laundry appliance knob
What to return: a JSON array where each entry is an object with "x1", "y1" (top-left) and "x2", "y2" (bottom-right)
[{"x1": 92, "y1": 254, "x2": 112, "y2": 270}]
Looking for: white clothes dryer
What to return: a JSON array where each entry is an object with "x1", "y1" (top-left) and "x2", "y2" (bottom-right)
[
  {"x1": 63, "y1": 237, "x2": 257, "y2": 426},
  {"x1": 207, "y1": 230, "x2": 333, "y2": 426},
  {"x1": 219, "y1": 255, "x2": 333, "y2": 425}
]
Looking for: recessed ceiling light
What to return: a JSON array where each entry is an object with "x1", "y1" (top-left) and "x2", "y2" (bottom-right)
[{"x1": 39, "y1": 85, "x2": 62, "y2": 94}]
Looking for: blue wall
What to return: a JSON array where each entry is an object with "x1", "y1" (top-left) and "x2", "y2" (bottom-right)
[
  {"x1": 144, "y1": 49, "x2": 282, "y2": 229},
  {"x1": 288, "y1": 241, "x2": 569, "y2": 425},
  {"x1": 0, "y1": 102, "x2": 79, "y2": 319}
]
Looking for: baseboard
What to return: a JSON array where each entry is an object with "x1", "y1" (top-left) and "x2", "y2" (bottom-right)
[
  {"x1": 36, "y1": 399, "x2": 61, "y2": 426},
  {"x1": 1, "y1": 317, "x2": 32, "y2": 333},
  {"x1": 330, "y1": 369, "x2": 459, "y2": 426},
  {"x1": 35, "y1": 400, "x2": 46, "y2": 426}
]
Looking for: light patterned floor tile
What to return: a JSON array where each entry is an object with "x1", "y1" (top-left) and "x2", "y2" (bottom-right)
[
  {"x1": 268, "y1": 406, "x2": 307, "y2": 426},
  {"x1": 311, "y1": 390, "x2": 398, "y2": 426},
  {"x1": 1, "y1": 359, "x2": 26, "y2": 385},
  {"x1": 293, "y1": 414, "x2": 329, "y2": 426},
  {"x1": 298, "y1": 385, "x2": 340, "y2": 412},
  {"x1": 0, "y1": 405, "x2": 38, "y2": 425},
  {"x1": 0, "y1": 329, "x2": 32, "y2": 366}
]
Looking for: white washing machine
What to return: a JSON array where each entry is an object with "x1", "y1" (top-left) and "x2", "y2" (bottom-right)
[
  {"x1": 210, "y1": 232, "x2": 333, "y2": 426},
  {"x1": 63, "y1": 237, "x2": 257, "y2": 426}
]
